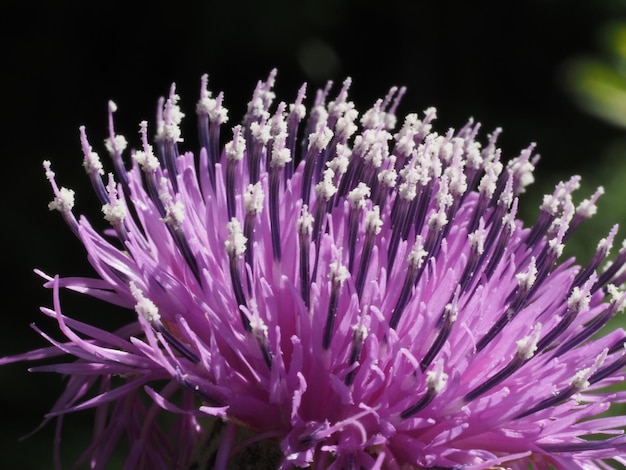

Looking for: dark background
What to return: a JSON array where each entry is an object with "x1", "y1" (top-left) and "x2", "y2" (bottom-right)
[{"x1": 2, "y1": 1, "x2": 626, "y2": 468}]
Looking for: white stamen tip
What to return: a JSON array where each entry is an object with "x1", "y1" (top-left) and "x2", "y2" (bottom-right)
[
  {"x1": 102, "y1": 203, "x2": 127, "y2": 224},
  {"x1": 225, "y1": 127, "x2": 246, "y2": 162},
  {"x1": 516, "y1": 258, "x2": 537, "y2": 291},
  {"x1": 48, "y1": 187, "x2": 75, "y2": 212},
  {"x1": 104, "y1": 135, "x2": 128, "y2": 155},
  {"x1": 329, "y1": 261, "x2": 349, "y2": 286},
  {"x1": 83, "y1": 151, "x2": 104, "y2": 175},
  {"x1": 516, "y1": 323, "x2": 542, "y2": 360},
  {"x1": 297, "y1": 205, "x2": 314, "y2": 235},
  {"x1": 426, "y1": 360, "x2": 448, "y2": 394},
  {"x1": 130, "y1": 282, "x2": 160, "y2": 323},
  {"x1": 245, "y1": 182, "x2": 265, "y2": 215},
  {"x1": 567, "y1": 286, "x2": 591, "y2": 313},
  {"x1": 408, "y1": 236, "x2": 428, "y2": 268},
  {"x1": 365, "y1": 206, "x2": 383, "y2": 235},
  {"x1": 348, "y1": 183, "x2": 371, "y2": 210},
  {"x1": 225, "y1": 218, "x2": 247, "y2": 258},
  {"x1": 315, "y1": 168, "x2": 338, "y2": 201}
]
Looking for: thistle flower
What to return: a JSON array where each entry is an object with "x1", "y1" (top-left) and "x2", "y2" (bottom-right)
[{"x1": 4, "y1": 69, "x2": 626, "y2": 469}]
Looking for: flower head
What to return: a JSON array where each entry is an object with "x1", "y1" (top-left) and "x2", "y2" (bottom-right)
[{"x1": 4, "y1": 70, "x2": 626, "y2": 469}]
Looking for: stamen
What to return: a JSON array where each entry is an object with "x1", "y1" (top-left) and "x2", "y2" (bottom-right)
[
  {"x1": 589, "y1": 343, "x2": 626, "y2": 385},
  {"x1": 535, "y1": 276, "x2": 595, "y2": 354},
  {"x1": 327, "y1": 77, "x2": 353, "y2": 128},
  {"x1": 389, "y1": 237, "x2": 427, "y2": 330},
  {"x1": 459, "y1": 218, "x2": 486, "y2": 292},
  {"x1": 323, "y1": 261, "x2": 349, "y2": 349},
  {"x1": 484, "y1": 199, "x2": 518, "y2": 279},
  {"x1": 104, "y1": 100, "x2": 130, "y2": 189},
  {"x1": 44, "y1": 160, "x2": 79, "y2": 236},
  {"x1": 197, "y1": 74, "x2": 229, "y2": 189},
  {"x1": 298, "y1": 205, "x2": 314, "y2": 308},
  {"x1": 157, "y1": 176, "x2": 201, "y2": 283},
  {"x1": 465, "y1": 324, "x2": 541, "y2": 402},
  {"x1": 401, "y1": 360, "x2": 448, "y2": 419},
  {"x1": 387, "y1": 163, "x2": 420, "y2": 273},
  {"x1": 355, "y1": 206, "x2": 382, "y2": 297},
  {"x1": 516, "y1": 350, "x2": 606, "y2": 419},
  {"x1": 301, "y1": 124, "x2": 333, "y2": 205},
  {"x1": 248, "y1": 119, "x2": 271, "y2": 184},
  {"x1": 249, "y1": 308, "x2": 273, "y2": 369},
  {"x1": 129, "y1": 281, "x2": 161, "y2": 323},
  {"x1": 312, "y1": 168, "x2": 337, "y2": 244},
  {"x1": 594, "y1": 239, "x2": 626, "y2": 292},
  {"x1": 573, "y1": 225, "x2": 618, "y2": 289},
  {"x1": 467, "y1": 165, "x2": 498, "y2": 234},
  {"x1": 134, "y1": 121, "x2": 167, "y2": 218},
  {"x1": 79, "y1": 126, "x2": 109, "y2": 204},
  {"x1": 385, "y1": 86, "x2": 407, "y2": 130},
  {"x1": 101, "y1": 173, "x2": 129, "y2": 243},
  {"x1": 155, "y1": 84, "x2": 185, "y2": 193},
  {"x1": 567, "y1": 186, "x2": 604, "y2": 237},
  {"x1": 393, "y1": 114, "x2": 418, "y2": 166},
  {"x1": 268, "y1": 134, "x2": 291, "y2": 261},
  {"x1": 284, "y1": 83, "x2": 307, "y2": 181},
  {"x1": 243, "y1": 182, "x2": 265, "y2": 278},
  {"x1": 345, "y1": 320, "x2": 368, "y2": 386},
  {"x1": 525, "y1": 176, "x2": 577, "y2": 248},
  {"x1": 225, "y1": 218, "x2": 249, "y2": 330},
  {"x1": 373, "y1": 155, "x2": 397, "y2": 208},
  {"x1": 505, "y1": 143, "x2": 538, "y2": 196},
  {"x1": 225, "y1": 125, "x2": 246, "y2": 220},
  {"x1": 347, "y1": 183, "x2": 371, "y2": 271},
  {"x1": 476, "y1": 256, "x2": 537, "y2": 354},
  {"x1": 553, "y1": 284, "x2": 626, "y2": 357},
  {"x1": 420, "y1": 299, "x2": 458, "y2": 372}
]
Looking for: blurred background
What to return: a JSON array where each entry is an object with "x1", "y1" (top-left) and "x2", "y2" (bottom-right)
[{"x1": 3, "y1": 0, "x2": 626, "y2": 468}]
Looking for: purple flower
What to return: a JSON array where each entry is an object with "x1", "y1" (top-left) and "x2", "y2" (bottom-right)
[{"x1": 4, "y1": 69, "x2": 626, "y2": 469}]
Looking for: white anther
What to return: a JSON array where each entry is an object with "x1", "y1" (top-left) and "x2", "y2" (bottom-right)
[
  {"x1": 408, "y1": 236, "x2": 428, "y2": 269},
  {"x1": 225, "y1": 218, "x2": 247, "y2": 258},
  {"x1": 426, "y1": 360, "x2": 448, "y2": 394},
  {"x1": 516, "y1": 323, "x2": 542, "y2": 360},
  {"x1": 378, "y1": 156, "x2": 397, "y2": 188},
  {"x1": 576, "y1": 186, "x2": 604, "y2": 219},
  {"x1": 365, "y1": 206, "x2": 383, "y2": 235},
  {"x1": 315, "y1": 168, "x2": 338, "y2": 201},
  {"x1": 130, "y1": 282, "x2": 160, "y2": 323},
  {"x1": 132, "y1": 148, "x2": 159, "y2": 172},
  {"x1": 468, "y1": 223, "x2": 486, "y2": 255},
  {"x1": 102, "y1": 203, "x2": 126, "y2": 225},
  {"x1": 348, "y1": 183, "x2": 371, "y2": 210},
  {"x1": 225, "y1": 126, "x2": 246, "y2": 162},
  {"x1": 245, "y1": 182, "x2": 265, "y2": 216},
  {"x1": 308, "y1": 125, "x2": 333, "y2": 153},
  {"x1": 82, "y1": 150, "x2": 104, "y2": 175},
  {"x1": 608, "y1": 284, "x2": 626, "y2": 313},
  {"x1": 516, "y1": 258, "x2": 537, "y2": 291},
  {"x1": 250, "y1": 121, "x2": 271, "y2": 145},
  {"x1": 428, "y1": 209, "x2": 448, "y2": 231},
  {"x1": 297, "y1": 205, "x2": 314, "y2": 236},
  {"x1": 48, "y1": 187, "x2": 75, "y2": 212},
  {"x1": 567, "y1": 286, "x2": 591, "y2": 313},
  {"x1": 104, "y1": 135, "x2": 128, "y2": 155},
  {"x1": 270, "y1": 133, "x2": 292, "y2": 168},
  {"x1": 329, "y1": 261, "x2": 349, "y2": 286}
]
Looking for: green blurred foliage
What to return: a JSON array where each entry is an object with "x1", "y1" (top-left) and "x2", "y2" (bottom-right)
[
  {"x1": 561, "y1": 18, "x2": 626, "y2": 274},
  {"x1": 562, "y1": 16, "x2": 626, "y2": 444},
  {"x1": 566, "y1": 21, "x2": 626, "y2": 129}
]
